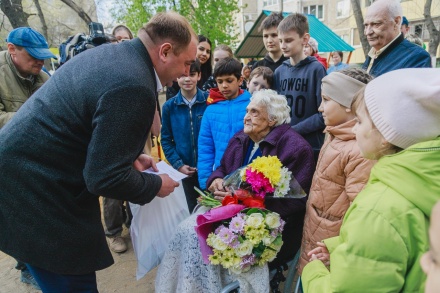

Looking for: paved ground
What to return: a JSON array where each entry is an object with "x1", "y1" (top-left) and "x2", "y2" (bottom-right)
[{"x1": 0, "y1": 229, "x2": 158, "y2": 293}]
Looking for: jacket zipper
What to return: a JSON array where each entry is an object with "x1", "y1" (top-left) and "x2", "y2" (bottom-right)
[
  {"x1": 409, "y1": 146, "x2": 440, "y2": 152},
  {"x1": 188, "y1": 105, "x2": 197, "y2": 166}
]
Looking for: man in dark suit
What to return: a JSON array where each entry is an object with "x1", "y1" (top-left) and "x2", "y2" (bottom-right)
[{"x1": 0, "y1": 11, "x2": 197, "y2": 292}]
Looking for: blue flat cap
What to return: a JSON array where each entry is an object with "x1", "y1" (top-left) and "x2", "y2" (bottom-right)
[{"x1": 7, "y1": 27, "x2": 56, "y2": 60}]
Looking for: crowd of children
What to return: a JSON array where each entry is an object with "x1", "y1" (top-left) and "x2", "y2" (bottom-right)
[{"x1": 157, "y1": 7, "x2": 439, "y2": 292}]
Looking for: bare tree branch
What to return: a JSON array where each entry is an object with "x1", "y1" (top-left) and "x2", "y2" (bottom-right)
[
  {"x1": 59, "y1": 0, "x2": 93, "y2": 25},
  {"x1": 32, "y1": 0, "x2": 48, "y2": 41},
  {"x1": 0, "y1": 0, "x2": 30, "y2": 28},
  {"x1": 423, "y1": 0, "x2": 439, "y2": 63},
  {"x1": 350, "y1": 0, "x2": 370, "y2": 57}
]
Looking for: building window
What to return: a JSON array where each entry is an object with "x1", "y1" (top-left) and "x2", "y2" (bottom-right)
[
  {"x1": 352, "y1": 28, "x2": 361, "y2": 46},
  {"x1": 415, "y1": 24, "x2": 423, "y2": 38},
  {"x1": 303, "y1": 5, "x2": 324, "y2": 20},
  {"x1": 263, "y1": 0, "x2": 279, "y2": 6},
  {"x1": 337, "y1": 0, "x2": 350, "y2": 18}
]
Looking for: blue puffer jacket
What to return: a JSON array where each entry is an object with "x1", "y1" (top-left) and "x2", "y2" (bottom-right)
[
  {"x1": 197, "y1": 90, "x2": 251, "y2": 189},
  {"x1": 161, "y1": 88, "x2": 208, "y2": 170}
]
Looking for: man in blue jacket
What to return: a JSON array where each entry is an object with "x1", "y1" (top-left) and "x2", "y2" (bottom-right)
[
  {"x1": 0, "y1": 12, "x2": 196, "y2": 292},
  {"x1": 362, "y1": 0, "x2": 431, "y2": 77}
]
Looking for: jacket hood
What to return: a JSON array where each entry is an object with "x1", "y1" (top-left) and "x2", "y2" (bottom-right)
[
  {"x1": 281, "y1": 56, "x2": 317, "y2": 69},
  {"x1": 369, "y1": 137, "x2": 440, "y2": 217},
  {"x1": 206, "y1": 88, "x2": 245, "y2": 105},
  {"x1": 325, "y1": 119, "x2": 356, "y2": 141}
]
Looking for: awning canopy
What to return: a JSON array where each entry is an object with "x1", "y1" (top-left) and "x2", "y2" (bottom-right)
[{"x1": 235, "y1": 10, "x2": 355, "y2": 58}]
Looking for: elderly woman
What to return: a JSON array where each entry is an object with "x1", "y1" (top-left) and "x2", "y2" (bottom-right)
[
  {"x1": 156, "y1": 90, "x2": 314, "y2": 293},
  {"x1": 207, "y1": 89, "x2": 315, "y2": 269}
]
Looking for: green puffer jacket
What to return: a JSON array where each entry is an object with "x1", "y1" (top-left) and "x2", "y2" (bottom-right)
[
  {"x1": 302, "y1": 138, "x2": 440, "y2": 292},
  {"x1": 0, "y1": 50, "x2": 48, "y2": 128}
]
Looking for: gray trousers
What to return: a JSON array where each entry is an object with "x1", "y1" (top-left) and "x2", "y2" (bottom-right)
[{"x1": 103, "y1": 198, "x2": 132, "y2": 237}]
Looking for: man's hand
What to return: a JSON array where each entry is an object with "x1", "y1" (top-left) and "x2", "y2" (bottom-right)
[
  {"x1": 157, "y1": 174, "x2": 179, "y2": 198},
  {"x1": 178, "y1": 165, "x2": 197, "y2": 176},
  {"x1": 208, "y1": 178, "x2": 229, "y2": 200},
  {"x1": 308, "y1": 241, "x2": 330, "y2": 266},
  {"x1": 133, "y1": 154, "x2": 158, "y2": 172}
]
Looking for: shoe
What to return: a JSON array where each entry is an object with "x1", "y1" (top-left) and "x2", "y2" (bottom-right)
[
  {"x1": 21, "y1": 269, "x2": 41, "y2": 290},
  {"x1": 108, "y1": 236, "x2": 127, "y2": 253}
]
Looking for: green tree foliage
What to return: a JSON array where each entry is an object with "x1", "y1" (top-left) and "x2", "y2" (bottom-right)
[{"x1": 111, "y1": 0, "x2": 241, "y2": 48}]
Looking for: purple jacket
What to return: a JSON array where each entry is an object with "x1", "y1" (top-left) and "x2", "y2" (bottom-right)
[
  {"x1": 207, "y1": 124, "x2": 314, "y2": 218},
  {"x1": 207, "y1": 124, "x2": 315, "y2": 266}
]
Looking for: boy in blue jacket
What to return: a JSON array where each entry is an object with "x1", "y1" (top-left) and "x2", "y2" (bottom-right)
[
  {"x1": 197, "y1": 57, "x2": 251, "y2": 190},
  {"x1": 274, "y1": 13, "x2": 326, "y2": 162},
  {"x1": 161, "y1": 60, "x2": 208, "y2": 213}
]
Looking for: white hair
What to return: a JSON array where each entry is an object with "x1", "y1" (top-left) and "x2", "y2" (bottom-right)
[
  {"x1": 371, "y1": 0, "x2": 403, "y2": 25},
  {"x1": 251, "y1": 89, "x2": 291, "y2": 126}
]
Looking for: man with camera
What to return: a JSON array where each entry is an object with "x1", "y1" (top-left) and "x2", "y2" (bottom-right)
[
  {"x1": 0, "y1": 27, "x2": 55, "y2": 129},
  {"x1": 0, "y1": 11, "x2": 197, "y2": 291}
]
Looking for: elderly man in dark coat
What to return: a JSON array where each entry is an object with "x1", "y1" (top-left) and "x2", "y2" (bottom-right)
[
  {"x1": 362, "y1": 0, "x2": 431, "y2": 76},
  {"x1": 0, "y1": 11, "x2": 197, "y2": 292}
]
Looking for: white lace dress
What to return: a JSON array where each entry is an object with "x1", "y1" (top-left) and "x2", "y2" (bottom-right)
[{"x1": 155, "y1": 207, "x2": 270, "y2": 293}]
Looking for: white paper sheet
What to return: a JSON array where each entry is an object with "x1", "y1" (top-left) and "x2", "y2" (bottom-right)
[{"x1": 143, "y1": 161, "x2": 188, "y2": 181}]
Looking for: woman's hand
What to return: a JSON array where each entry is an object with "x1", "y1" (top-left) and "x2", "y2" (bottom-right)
[
  {"x1": 208, "y1": 178, "x2": 229, "y2": 200},
  {"x1": 133, "y1": 154, "x2": 158, "y2": 172},
  {"x1": 307, "y1": 241, "x2": 330, "y2": 266}
]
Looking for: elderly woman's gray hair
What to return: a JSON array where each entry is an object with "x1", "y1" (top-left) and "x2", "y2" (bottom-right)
[{"x1": 251, "y1": 89, "x2": 291, "y2": 126}]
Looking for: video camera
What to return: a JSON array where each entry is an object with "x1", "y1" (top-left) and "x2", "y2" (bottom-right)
[{"x1": 59, "y1": 22, "x2": 108, "y2": 66}]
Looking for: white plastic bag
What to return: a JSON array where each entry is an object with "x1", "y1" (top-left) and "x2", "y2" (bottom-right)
[{"x1": 130, "y1": 183, "x2": 189, "y2": 280}]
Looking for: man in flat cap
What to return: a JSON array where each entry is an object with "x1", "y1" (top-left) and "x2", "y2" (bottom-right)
[{"x1": 0, "y1": 27, "x2": 55, "y2": 128}]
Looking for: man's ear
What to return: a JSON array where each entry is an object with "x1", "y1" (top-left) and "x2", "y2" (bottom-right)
[
  {"x1": 302, "y1": 33, "x2": 310, "y2": 46},
  {"x1": 7, "y1": 43, "x2": 16, "y2": 55},
  {"x1": 238, "y1": 76, "x2": 244, "y2": 86},
  {"x1": 159, "y1": 43, "x2": 173, "y2": 63},
  {"x1": 197, "y1": 72, "x2": 201, "y2": 81},
  {"x1": 394, "y1": 16, "x2": 402, "y2": 28}
]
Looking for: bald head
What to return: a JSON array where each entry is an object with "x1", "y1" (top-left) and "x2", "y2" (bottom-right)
[{"x1": 364, "y1": 0, "x2": 402, "y2": 50}]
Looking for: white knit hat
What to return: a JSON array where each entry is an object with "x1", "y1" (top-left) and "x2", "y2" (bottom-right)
[
  {"x1": 364, "y1": 68, "x2": 440, "y2": 149},
  {"x1": 308, "y1": 37, "x2": 318, "y2": 54}
]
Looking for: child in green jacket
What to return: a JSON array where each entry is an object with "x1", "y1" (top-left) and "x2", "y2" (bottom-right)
[
  {"x1": 302, "y1": 68, "x2": 440, "y2": 292},
  {"x1": 421, "y1": 201, "x2": 440, "y2": 293}
]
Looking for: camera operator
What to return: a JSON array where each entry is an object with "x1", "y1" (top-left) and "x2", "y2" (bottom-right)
[
  {"x1": 59, "y1": 22, "x2": 108, "y2": 66},
  {"x1": 0, "y1": 11, "x2": 197, "y2": 291}
]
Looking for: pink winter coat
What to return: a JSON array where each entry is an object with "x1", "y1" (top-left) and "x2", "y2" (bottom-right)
[{"x1": 298, "y1": 119, "x2": 375, "y2": 274}]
